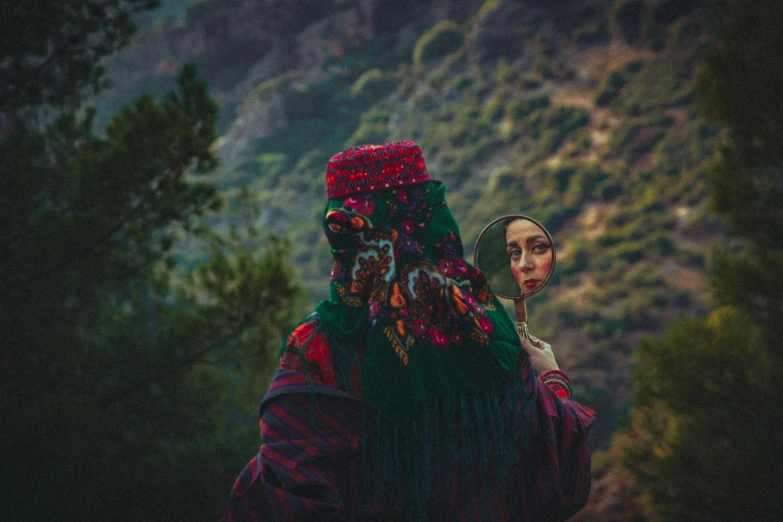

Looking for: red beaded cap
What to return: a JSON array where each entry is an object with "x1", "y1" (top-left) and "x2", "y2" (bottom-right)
[{"x1": 325, "y1": 141, "x2": 431, "y2": 199}]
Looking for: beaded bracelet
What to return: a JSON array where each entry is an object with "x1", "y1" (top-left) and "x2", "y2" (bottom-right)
[{"x1": 540, "y1": 369, "x2": 573, "y2": 399}]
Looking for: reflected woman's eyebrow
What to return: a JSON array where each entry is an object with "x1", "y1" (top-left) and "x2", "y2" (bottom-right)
[
  {"x1": 506, "y1": 240, "x2": 520, "y2": 248},
  {"x1": 526, "y1": 234, "x2": 547, "y2": 244}
]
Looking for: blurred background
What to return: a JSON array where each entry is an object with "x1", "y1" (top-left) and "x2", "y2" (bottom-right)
[{"x1": 1, "y1": 0, "x2": 781, "y2": 520}]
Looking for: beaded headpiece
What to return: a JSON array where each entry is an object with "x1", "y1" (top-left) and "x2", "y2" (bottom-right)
[{"x1": 325, "y1": 141, "x2": 431, "y2": 198}]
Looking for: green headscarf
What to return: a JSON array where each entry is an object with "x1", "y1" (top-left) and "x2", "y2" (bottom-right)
[{"x1": 316, "y1": 180, "x2": 523, "y2": 418}]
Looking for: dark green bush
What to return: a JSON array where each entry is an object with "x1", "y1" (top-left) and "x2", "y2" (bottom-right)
[
  {"x1": 345, "y1": 107, "x2": 394, "y2": 146},
  {"x1": 643, "y1": 0, "x2": 700, "y2": 47},
  {"x1": 617, "y1": 52, "x2": 696, "y2": 112},
  {"x1": 350, "y1": 69, "x2": 399, "y2": 100},
  {"x1": 413, "y1": 20, "x2": 465, "y2": 66},
  {"x1": 559, "y1": 237, "x2": 593, "y2": 277},
  {"x1": 506, "y1": 94, "x2": 551, "y2": 120},
  {"x1": 594, "y1": 60, "x2": 644, "y2": 107},
  {"x1": 595, "y1": 70, "x2": 628, "y2": 107},
  {"x1": 564, "y1": 164, "x2": 611, "y2": 205},
  {"x1": 573, "y1": 22, "x2": 608, "y2": 43},
  {"x1": 610, "y1": 0, "x2": 646, "y2": 43},
  {"x1": 676, "y1": 244, "x2": 707, "y2": 268},
  {"x1": 611, "y1": 113, "x2": 674, "y2": 161}
]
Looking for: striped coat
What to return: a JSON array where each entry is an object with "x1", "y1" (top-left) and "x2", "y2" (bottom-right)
[{"x1": 222, "y1": 321, "x2": 595, "y2": 521}]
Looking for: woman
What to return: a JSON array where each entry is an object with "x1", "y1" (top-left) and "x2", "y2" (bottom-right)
[
  {"x1": 221, "y1": 141, "x2": 594, "y2": 521},
  {"x1": 504, "y1": 217, "x2": 554, "y2": 295}
]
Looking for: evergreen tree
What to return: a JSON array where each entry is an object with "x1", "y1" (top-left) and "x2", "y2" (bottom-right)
[
  {"x1": 0, "y1": 4, "x2": 304, "y2": 520},
  {"x1": 0, "y1": 0, "x2": 159, "y2": 115},
  {"x1": 696, "y1": 0, "x2": 783, "y2": 338},
  {"x1": 619, "y1": 0, "x2": 783, "y2": 520}
]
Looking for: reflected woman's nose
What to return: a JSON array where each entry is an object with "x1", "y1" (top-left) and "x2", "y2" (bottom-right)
[{"x1": 519, "y1": 254, "x2": 534, "y2": 273}]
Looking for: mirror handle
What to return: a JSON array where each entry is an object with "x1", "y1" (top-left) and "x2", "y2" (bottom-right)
[{"x1": 514, "y1": 298, "x2": 530, "y2": 340}]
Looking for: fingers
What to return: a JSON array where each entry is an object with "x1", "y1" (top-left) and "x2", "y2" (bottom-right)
[
  {"x1": 520, "y1": 336, "x2": 547, "y2": 355},
  {"x1": 519, "y1": 336, "x2": 536, "y2": 355},
  {"x1": 521, "y1": 335, "x2": 547, "y2": 350}
]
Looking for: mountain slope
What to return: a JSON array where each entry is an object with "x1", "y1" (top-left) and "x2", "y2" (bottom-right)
[{"x1": 99, "y1": 0, "x2": 724, "y2": 447}]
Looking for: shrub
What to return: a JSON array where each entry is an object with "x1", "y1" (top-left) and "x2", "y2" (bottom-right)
[
  {"x1": 350, "y1": 69, "x2": 398, "y2": 100},
  {"x1": 611, "y1": 113, "x2": 674, "y2": 161},
  {"x1": 676, "y1": 244, "x2": 707, "y2": 268},
  {"x1": 573, "y1": 22, "x2": 608, "y2": 43},
  {"x1": 564, "y1": 164, "x2": 610, "y2": 205},
  {"x1": 283, "y1": 76, "x2": 341, "y2": 121},
  {"x1": 617, "y1": 52, "x2": 696, "y2": 113},
  {"x1": 506, "y1": 94, "x2": 551, "y2": 120},
  {"x1": 344, "y1": 107, "x2": 394, "y2": 146},
  {"x1": 594, "y1": 60, "x2": 644, "y2": 107},
  {"x1": 595, "y1": 71, "x2": 628, "y2": 107},
  {"x1": 413, "y1": 20, "x2": 465, "y2": 67},
  {"x1": 525, "y1": 106, "x2": 590, "y2": 159},
  {"x1": 643, "y1": 0, "x2": 700, "y2": 47},
  {"x1": 559, "y1": 237, "x2": 593, "y2": 277},
  {"x1": 610, "y1": 0, "x2": 646, "y2": 43},
  {"x1": 255, "y1": 153, "x2": 289, "y2": 182},
  {"x1": 621, "y1": 262, "x2": 664, "y2": 288}
]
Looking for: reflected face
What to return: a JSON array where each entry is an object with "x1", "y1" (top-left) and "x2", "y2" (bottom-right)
[{"x1": 505, "y1": 219, "x2": 554, "y2": 294}]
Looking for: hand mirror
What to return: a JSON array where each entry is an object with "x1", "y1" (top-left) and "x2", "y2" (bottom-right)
[{"x1": 474, "y1": 215, "x2": 556, "y2": 340}]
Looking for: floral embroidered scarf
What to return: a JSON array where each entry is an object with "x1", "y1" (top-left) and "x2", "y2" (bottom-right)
[{"x1": 315, "y1": 179, "x2": 523, "y2": 418}]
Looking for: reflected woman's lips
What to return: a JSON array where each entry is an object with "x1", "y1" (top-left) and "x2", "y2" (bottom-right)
[{"x1": 523, "y1": 279, "x2": 540, "y2": 288}]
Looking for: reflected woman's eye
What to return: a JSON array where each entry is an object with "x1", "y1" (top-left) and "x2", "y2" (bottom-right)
[
  {"x1": 532, "y1": 243, "x2": 550, "y2": 254},
  {"x1": 507, "y1": 249, "x2": 521, "y2": 260}
]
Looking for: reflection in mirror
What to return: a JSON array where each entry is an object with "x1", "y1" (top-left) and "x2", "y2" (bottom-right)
[{"x1": 474, "y1": 215, "x2": 556, "y2": 300}]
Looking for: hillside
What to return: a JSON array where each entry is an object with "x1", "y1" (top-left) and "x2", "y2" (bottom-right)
[{"x1": 97, "y1": 0, "x2": 724, "y2": 447}]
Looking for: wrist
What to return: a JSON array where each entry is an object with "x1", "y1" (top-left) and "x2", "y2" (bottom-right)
[{"x1": 540, "y1": 369, "x2": 573, "y2": 399}]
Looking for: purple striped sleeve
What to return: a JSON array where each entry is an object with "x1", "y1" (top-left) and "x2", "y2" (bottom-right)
[{"x1": 222, "y1": 371, "x2": 365, "y2": 522}]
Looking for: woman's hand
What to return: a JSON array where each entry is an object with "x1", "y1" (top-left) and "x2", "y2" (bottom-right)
[{"x1": 520, "y1": 335, "x2": 559, "y2": 374}]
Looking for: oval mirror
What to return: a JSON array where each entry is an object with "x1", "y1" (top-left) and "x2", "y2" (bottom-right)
[{"x1": 474, "y1": 215, "x2": 556, "y2": 300}]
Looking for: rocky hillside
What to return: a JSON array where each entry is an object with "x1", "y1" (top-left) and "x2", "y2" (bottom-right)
[{"x1": 98, "y1": 0, "x2": 724, "y2": 447}]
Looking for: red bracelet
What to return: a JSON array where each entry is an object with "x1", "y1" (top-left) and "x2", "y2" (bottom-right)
[{"x1": 540, "y1": 369, "x2": 573, "y2": 399}]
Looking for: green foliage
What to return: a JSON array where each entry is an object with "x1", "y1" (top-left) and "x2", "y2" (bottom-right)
[
  {"x1": 471, "y1": 0, "x2": 527, "y2": 61},
  {"x1": 622, "y1": 310, "x2": 783, "y2": 521},
  {"x1": 0, "y1": 57, "x2": 305, "y2": 521},
  {"x1": 350, "y1": 68, "x2": 399, "y2": 100},
  {"x1": 506, "y1": 94, "x2": 551, "y2": 119},
  {"x1": 616, "y1": 51, "x2": 696, "y2": 114},
  {"x1": 557, "y1": 237, "x2": 592, "y2": 278},
  {"x1": 617, "y1": 2, "x2": 783, "y2": 519},
  {"x1": 413, "y1": 20, "x2": 465, "y2": 67},
  {"x1": 0, "y1": 0, "x2": 160, "y2": 115},
  {"x1": 697, "y1": 0, "x2": 783, "y2": 255},
  {"x1": 573, "y1": 22, "x2": 608, "y2": 43},
  {"x1": 610, "y1": 113, "x2": 673, "y2": 162},
  {"x1": 524, "y1": 105, "x2": 590, "y2": 162},
  {"x1": 595, "y1": 60, "x2": 644, "y2": 107},
  {"x1": 643, "y1": 0, "x2": 701, "y2": 49},
  {"x1": 610, "y1": 0, "x2": 701, "y2": 48},
  {"x1": 345, "y1": 107, "x2": 394, "y2": 147},
  {"x1": 610, "y1": 0, "x2": 646, "y2": 43}
]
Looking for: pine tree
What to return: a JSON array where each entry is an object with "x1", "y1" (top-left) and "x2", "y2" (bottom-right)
[
  {"x1": 619, "y1": 1, "x2": 783, "y2": 520},
  {"x1": 0, "y1": 4, "x2": 304, "y2": 520}
]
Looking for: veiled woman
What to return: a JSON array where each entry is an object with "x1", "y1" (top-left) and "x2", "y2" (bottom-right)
[{"x1": 221, "y1": 141, "x2": 594, "y2": 521}]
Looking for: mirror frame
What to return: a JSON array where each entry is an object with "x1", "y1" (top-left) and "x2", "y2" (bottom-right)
[{"x1": 473, "y1": 214, "x2": 557, "y2": 300}]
